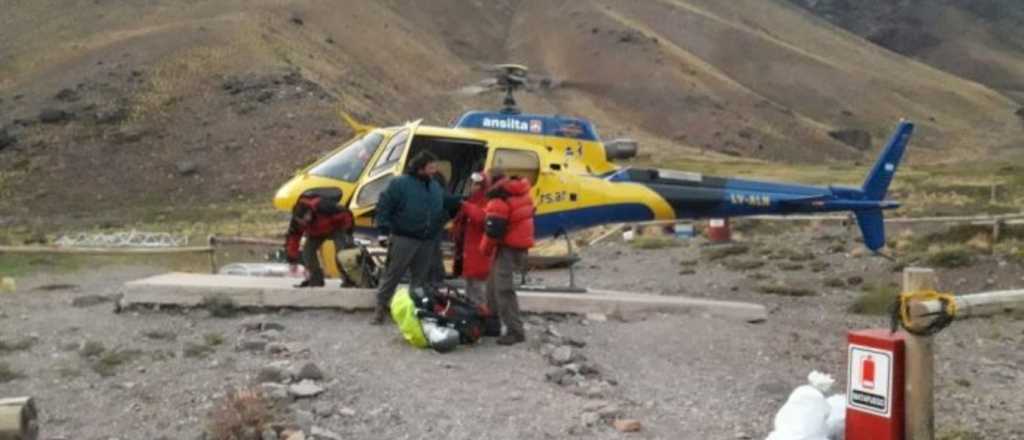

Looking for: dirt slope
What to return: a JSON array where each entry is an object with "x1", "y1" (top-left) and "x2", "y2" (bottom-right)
[
  {"x1": 786, "y1": 0, "x2": 1024, "y2": 103},
  {"x1": 0, "y1": 0, "x2": 1020, "y2": 226}
]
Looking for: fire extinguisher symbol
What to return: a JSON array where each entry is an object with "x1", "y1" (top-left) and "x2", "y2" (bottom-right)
[{"x1": 862, "y1": 355, "x2": 876, "y2": 390}]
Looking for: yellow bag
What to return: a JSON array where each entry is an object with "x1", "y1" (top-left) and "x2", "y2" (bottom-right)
[{"x1": 390, "y1": 287, "x2": 428, "y2": 349}]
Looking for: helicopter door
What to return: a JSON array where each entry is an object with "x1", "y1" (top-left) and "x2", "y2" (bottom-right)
[{"x1": 349, "y1": 120, "x2": 421, "y2": 220}]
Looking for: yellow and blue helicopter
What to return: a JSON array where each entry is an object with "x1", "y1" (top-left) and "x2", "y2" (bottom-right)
[{"x1": 274, "y1": 64, "x2": 912, "y2": 273}]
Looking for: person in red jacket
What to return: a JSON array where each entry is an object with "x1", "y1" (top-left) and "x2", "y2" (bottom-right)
[
  {"x1": 451, "y1": 171, "x2": 492, "y2": 303},
  {"x1": 285, "y1": 189, "x2": 354, "y2": 288},
  {"x1": 480, "y1": 171, "x2": 535, "y2": 345}
]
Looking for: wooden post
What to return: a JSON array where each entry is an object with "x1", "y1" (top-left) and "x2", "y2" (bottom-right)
[
  {"x1": 992, "y1": 220, "x2": 1003, "y2": 244},
  {"x1": 0, "y1": 396, "x2": 38, "y2": 440},
  {"x1": 990, "y1": 184, "x2": 998, "y2": 204},
  {"x1": 902, "y1": 268, "x2": 938, "y2": 440},
  {"x1": 207, "y1": 235, "x2": 218, "y2": 274}
]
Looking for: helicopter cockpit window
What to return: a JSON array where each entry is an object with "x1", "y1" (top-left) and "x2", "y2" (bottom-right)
[
  {"x1": 370, "y1": 129, "x2": 409, "y2": 177},
  {"x1": 309, "y1": 132, "x2": 384, "y2": 182},
  {"x1": 493, "y1": 149, "x2": 540, "y2": 185}
]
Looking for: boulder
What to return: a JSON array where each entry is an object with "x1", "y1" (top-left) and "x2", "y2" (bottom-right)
[
  {"x1": 0, "y1": 129, "x2": 15, "y2": 150},
  {"x1": 550, "y1": 346, "x2": 574, "y2": 365},
  {"x1": 288, "y1": 380, "x2": 325, "y2": 398},
  {"x1": 39, "y1": 108, "x2": 72, "y2": 124},
  {"x1": 176, "y1": 161, "x2": 198, "y2": 176},
  {"x1": 288, "y1": 362, "x2": 324, "y2": 381}
]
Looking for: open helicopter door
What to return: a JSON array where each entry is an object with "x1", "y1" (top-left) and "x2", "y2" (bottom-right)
[
  {"x1": 349, "y1": 120, "x2": 422, "y2": 219},
  {"x1": 317, "y1": 120, "x2": 420, "y2": 279}
]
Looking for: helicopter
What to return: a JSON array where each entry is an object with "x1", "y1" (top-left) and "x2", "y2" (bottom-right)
[{"x1": 273, "y1": 64, "x2": 913, "y2": 276}]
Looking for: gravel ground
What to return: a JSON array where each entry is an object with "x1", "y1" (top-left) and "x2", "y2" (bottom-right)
[{"x1": 1, "y1": 225, "x2": 1023, "y2": 440}]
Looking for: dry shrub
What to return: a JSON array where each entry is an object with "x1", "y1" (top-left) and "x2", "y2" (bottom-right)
[{"x1": 206, "y1": 388, "x2": 273, "y2": 440}]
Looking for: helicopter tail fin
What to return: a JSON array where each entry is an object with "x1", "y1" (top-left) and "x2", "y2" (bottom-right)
[
  {"x1": 338, "y1": 108, "x2": 375, "y2": 135},
  {"x1": 862, "y1": 120, "x2": 914, "y2": 201}
]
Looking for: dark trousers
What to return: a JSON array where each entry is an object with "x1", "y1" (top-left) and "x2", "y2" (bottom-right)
[
  {"x1": 376, "y1": 235, "x2": 433, "y2": 307},
  {"x1": 302, "y1": 230, "x2": 351, "y2": 284},
  {"x1": 428, "y1": 238, "x2": 446, "y2": 284},
  {"x1": 486, "y1": 246, "x2": 527, "y2": 337}
]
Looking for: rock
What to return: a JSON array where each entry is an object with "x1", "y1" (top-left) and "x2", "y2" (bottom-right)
[
  {"x1": 550, "y1": 346, "x2": 574, "y2": 365},
  {"x1": 584, "y1": 313, "x2": 607, "y2": 322},
  {"x1": 986, "y1": 278, "x2": 996, "y2": 286},
  {"x1": 0, "y1": 129, "x2": 15, "y2": 150},
  {"x1": 545, "y1": 367, "x2": 570, "y2": 384},
  {"x1": 846, "y1": 275, "x2": 864, "y2": 286},
  {"x1": 266, "y1": 342, "x2": 290, "y2": 354},
  {"x1": 597, "y1": 404, "x2": 623, "y2": 419},
  {"x1": 578, "y1": 362, "x2": 601, "y2": 376},
  {"x1": 325, "y1": 37, "x2": 335, "y2": 44},
  {"x1": 261, "y1": 429, "x2": 278, "y2": 440},
  {"x1": 289, "y1": 362, "x2": 324, "y2": 381},
  {"x1": 558, "y1": 372, "x2": 581, "y2": 387},
  {"x1": 288, "y1": 380, "x2": 325, "y2": 398},
  {"x1": 176, "y1": 161, "x2": 198, "y2": 176},
  {"x1": 828, "y1": 129, "x2": 872, "y2": 150},
  {"x1": 111, "y1": 127, "x2": 148, "y2": 144},
  {"x1": 312, "y1": 402, "x2": 335, "y2": 418},
  {"x1": 55, "y1": 88, "x2": 80, "y2": 102},
  {"x1": 256, "y1": 90, "x2": 274, "y2": 103},
  {"x1": 257, "y1": 365, "x2": 287, "y2": 383},
  {"x1": 237, "y1": 338, "x2": 268, "y2": 352},
  {"x1": 39, "y1": 108, "x2": 72, "y2": 123},
  {"x1": 260, "y1": 383, "x2": 290, "y2": 401},
  {"x1": 71, "y1": 294, "x2": 111, "y2": 307},
  {"x1": 94, "y1": 108, "x2": 128, "y2": 125},
  {"x1": 260, "y1": 329, "x2": 283, "y2": 341},
  {"x1": 581, "y1": 411, "x2": 601, "y2": 427},
  {"x1": 337, "y1": 407, "x2": 356, "y2": 417},
  {"x1": 290, "y1": 13, "x2": 304, "y2": 25},
  {"x1": 564, "y1": 337, "x2": 586, "y2": 348},
  {"x1": 310, "y1": 427, "x2": 341, "y2": 440},
  {"x1": 613, "y1": 419, "x2": 642, "y2": 433}
]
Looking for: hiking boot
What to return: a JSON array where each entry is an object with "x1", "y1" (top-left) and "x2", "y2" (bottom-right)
[
  {"x1": 370, "y1": 305, "x2": 389, "y2": 325},
  {"x1": 295, "y1": 279, "x2": 324, "y2": 288},
  {"x1": 496, "y1": 333, "x2": 525, "y2": 346}
]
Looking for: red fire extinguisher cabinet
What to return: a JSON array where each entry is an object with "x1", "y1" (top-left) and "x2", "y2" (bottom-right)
[{"x1": 847, "y1": 329, "x2": 906, "y2": 440}]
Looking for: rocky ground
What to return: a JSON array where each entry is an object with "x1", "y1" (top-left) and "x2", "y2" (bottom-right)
[{"x1": 1, "y1": 224, "x2": 1023, "y2": 440}]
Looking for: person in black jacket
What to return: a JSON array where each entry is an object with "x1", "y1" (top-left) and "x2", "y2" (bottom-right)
[{"x1": 371, "y1": 151, "x2": 458, "y2": 324}]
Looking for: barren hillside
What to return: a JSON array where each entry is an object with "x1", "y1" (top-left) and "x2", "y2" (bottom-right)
[{"x1": 0, "y1": 0, "x2": 1021, "y2": 226}]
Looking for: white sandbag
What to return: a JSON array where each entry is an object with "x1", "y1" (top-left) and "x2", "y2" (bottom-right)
[
  {"x1": 825, "y1": 394, "x2": 846, "y2": 440},
  {"x1": 765, "y1": 371, "x2": 835, "y2": 440}
]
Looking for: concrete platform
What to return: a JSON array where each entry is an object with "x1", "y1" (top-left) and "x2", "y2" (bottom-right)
[{"x1": 119, "y1": 273, "x2": 768, "y2": 322}]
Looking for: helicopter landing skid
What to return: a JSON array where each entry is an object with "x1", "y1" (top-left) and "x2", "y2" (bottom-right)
[{"x1": 516, "y1": 229, "x2": 587, "y2": 294}]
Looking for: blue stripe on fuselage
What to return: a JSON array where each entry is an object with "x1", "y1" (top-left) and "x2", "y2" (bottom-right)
[{"x1": 534, "y1": 204, "x2": 655, "y2": 238}]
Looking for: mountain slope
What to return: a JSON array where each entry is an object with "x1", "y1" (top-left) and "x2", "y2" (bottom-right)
[{"x1": 0, "y1": 0, "x2": 1020, "y2": 226}]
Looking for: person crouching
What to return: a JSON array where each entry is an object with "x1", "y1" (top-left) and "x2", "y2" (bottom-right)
[
  {"x1": 480, "y1": 171, "x2": 535, "y2": 345},
  {"x1": 285, "y1": 188, "x2": 354, "y2": 288}
]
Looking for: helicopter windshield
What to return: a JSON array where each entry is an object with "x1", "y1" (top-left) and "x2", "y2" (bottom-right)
[{"x1": 309, "y1": 132, "x2": 385, "y2": 182}]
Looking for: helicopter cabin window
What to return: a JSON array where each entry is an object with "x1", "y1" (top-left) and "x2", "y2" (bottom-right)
[
  {"x1": 406, "y1": 135, "x2": 489, "y2": 197},
  {"x1": 492, "y1": 149, "x2": 539, "y2": 186},
  {"x1": 369, "y1": 129, "x2": 410, "y2": 177},
  {"x1": 356, "y1": 174, "x2": 394, "y2": 207},
  {"x1": 308, "y1": 132, "x2": 384, "y2": 182}
]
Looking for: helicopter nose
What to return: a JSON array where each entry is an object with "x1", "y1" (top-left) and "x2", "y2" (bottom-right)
[{"x1": 272, "y1": 173, "x2": 356, "y2": 212}]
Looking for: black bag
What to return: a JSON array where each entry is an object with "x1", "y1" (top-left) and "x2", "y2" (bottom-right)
[{"x1": 418, "y1": 284, "x2": 498, "y2": 344}]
